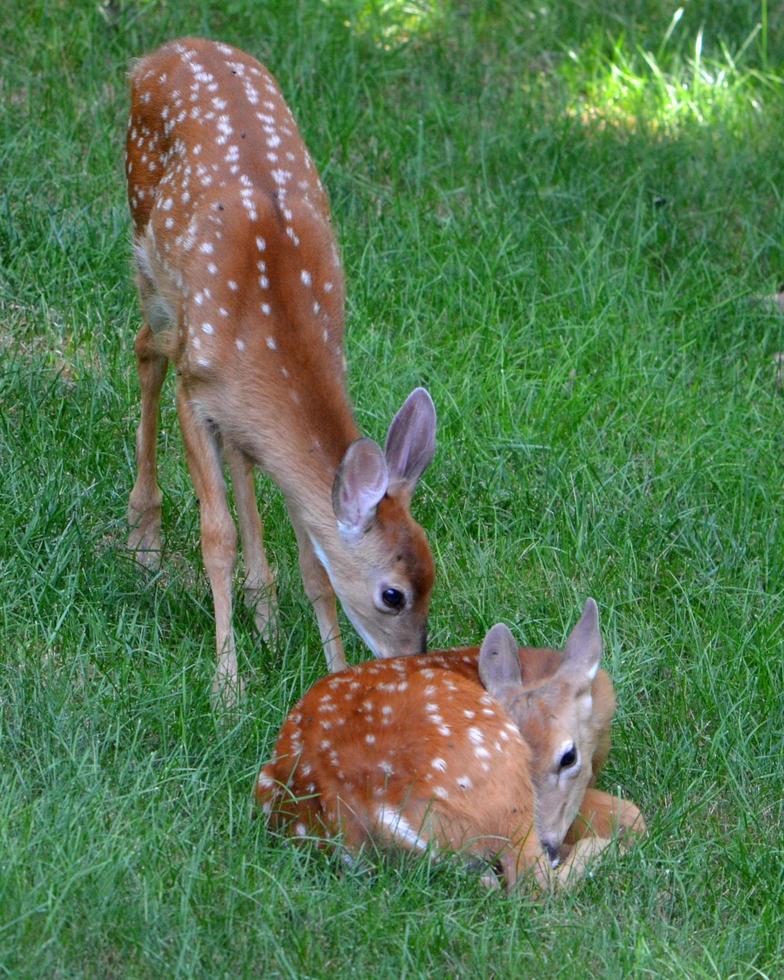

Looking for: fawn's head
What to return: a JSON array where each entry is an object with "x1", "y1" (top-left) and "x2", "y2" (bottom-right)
[
  {"x1": 479, "y1": 599, "x2": 606, "y2": 865},
  {"x1": 327, "y1": 387, "x2": 436, "y2": 658}
]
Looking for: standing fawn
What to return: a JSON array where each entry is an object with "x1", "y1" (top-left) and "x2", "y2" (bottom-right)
[
  {"x1": 256, "y1": 599, "x2": 645, "y2": 891},
  {"x1": 125, "y1": 38, "x2": 436, "y2": 699}
]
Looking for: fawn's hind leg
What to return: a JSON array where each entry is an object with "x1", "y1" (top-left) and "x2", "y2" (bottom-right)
[{"x1": 128, "y1": 322, "x2": 168, "y2": 569}]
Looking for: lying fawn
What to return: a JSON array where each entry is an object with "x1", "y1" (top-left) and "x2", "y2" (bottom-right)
[
  {"x1": 125, "y1": 38, "x2": 436, "y2": 698},
  {"x1": 255, "y1": 599, "x2": 645, "y2": 890}
]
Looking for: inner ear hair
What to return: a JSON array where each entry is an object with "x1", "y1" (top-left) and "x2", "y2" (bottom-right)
[
  {"x1": 332, "y1": 437, "x2": 389, "y2": 536},
  {"x1": 384, "y1": 387, "x2": 436, "y2": 494},
  {"x1": 562, "y1": 597, "x2": 602, "y2": 678},
  {"x1": 478, "y1": 624, "x2": 522, "y2": 699}
]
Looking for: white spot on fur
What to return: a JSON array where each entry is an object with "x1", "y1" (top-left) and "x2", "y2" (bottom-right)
[{"x1": 375, "y1": 806, "x2": 427, "y2": 851}]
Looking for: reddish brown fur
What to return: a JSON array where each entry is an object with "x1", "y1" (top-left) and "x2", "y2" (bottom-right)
[
  {"x1": 256, "y1": 642, "x2": 642, "y2": 889},
  {"x1": 257, "y1": 652, "x2": 539, "y2": 868},
  {"x1": 126, "y1": 38, "x2": 353, "y2": 481},
  {"x1": 124, "y1": 39, "x2": 436, "y2": 697}
]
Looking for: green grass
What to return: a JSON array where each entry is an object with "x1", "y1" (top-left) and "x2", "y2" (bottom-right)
[{"x1": 1, "y1": 0, "x2": 783, "y2": 975}]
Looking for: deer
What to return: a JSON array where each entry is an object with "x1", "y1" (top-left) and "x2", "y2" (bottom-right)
[
  {"x1": 255, "y1": 598, "x2": 645, "y2": 891},
  {"x1": 124, "y1": 38, "x2": 437, "y2": 701}
]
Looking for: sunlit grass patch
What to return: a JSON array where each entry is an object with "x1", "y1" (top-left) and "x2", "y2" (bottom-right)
[
  {"x1": 326, "y1": 0, "x2": 448, "y2": 49},
  {"x1": 560, "y1": 10, "x2": 780, "y2": 133}
]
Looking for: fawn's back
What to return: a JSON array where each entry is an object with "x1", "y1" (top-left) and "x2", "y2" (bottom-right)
[
  {"x1": 257, "y1": 652, "x2": 537, "y2": 861},
  {"x1": 256, "y1": 600, "x2": 637, "y2": 888},
  {"x1": 127, "y1": 38, "x2": 352, "y2": 469},
  {"x1": 124, "y1": 39, "x2": 437, "y2": 697}
]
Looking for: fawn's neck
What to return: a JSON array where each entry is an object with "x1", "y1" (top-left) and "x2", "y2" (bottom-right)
[{"x1": 225, "y1": 368, "x2": 361, "y2": 537}]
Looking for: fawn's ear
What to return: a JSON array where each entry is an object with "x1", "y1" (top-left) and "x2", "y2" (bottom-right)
[
  {"x1": 561, "y1": 598, "x2": 602, "y2": 683},
  {"x1": 478, "y1": 623, "x2": 522, "y2": 703},
  {"x1": 384, "y1": 387, "x2": 436, "y2": 496},
  {"x1": 333, "y1": 438, "x2": 389, "y2": 541}
]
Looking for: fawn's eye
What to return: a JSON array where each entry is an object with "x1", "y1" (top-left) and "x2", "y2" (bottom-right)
[
  {"x1": 381, "y1": 588, "x2": 405, "y2": 611},
  {"x1": 559, "y1": 746, "x2": 577, "y2": 770}
]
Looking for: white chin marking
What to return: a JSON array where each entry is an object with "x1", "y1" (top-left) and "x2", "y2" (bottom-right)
[
  {"x1": 309, "y1": 536, "x2": 333, "y2": 580},
  {"x1": 587, "y1": 662, "x2": 599, "y2": 680}
]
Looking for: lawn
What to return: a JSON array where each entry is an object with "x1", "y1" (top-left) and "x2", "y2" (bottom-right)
[{"x1": 1, "y1": 0, "x2": 782, "y2": 975}]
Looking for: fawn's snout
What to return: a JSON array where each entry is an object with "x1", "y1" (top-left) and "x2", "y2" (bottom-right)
[{"x1": 542, "y1": 840, "x2": 561, "y2": 867}]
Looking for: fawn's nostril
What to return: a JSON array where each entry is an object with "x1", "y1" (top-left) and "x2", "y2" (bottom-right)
[{"x1": 544, "y1": 841, "x2": 561, "y2": 867}]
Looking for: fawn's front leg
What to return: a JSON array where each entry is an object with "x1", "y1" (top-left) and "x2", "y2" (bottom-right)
[
  {"x1": 565, "y1": 788, "x2": 646, "y2": 850},
  {"x1": 287, "y1": 507, "x2": 346, "y2": 673},
  {"x1": 176, "y1": 386, "x2": 240, "y2": 704},
  {"x1": 225, "y1": 444, "x2": 278, "y2": 645}
]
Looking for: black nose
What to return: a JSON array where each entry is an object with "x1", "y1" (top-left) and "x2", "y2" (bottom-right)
[{"x1": 544, "y1": 841, "x2": 560, "y2": 866}]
